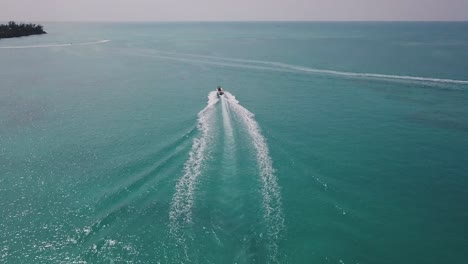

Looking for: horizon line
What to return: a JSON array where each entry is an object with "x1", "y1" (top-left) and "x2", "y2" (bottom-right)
[{"x1": 2, "y1": 19, "x2": 468, "y2": 23}]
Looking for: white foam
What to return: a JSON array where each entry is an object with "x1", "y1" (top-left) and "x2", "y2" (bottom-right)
[
  {"x1": 144, "y1": 50, "x2": 468, "y2": 85},
  {"x1": 169, "y1": 91, "x2": 218, "y2": 237},
  {"x1": 225, "y1": 92, "x2": 284, "y2": 261},
  {"x1": 0, "y1": 40, "x2": 110, "y2": 49},
  {"x1": 221, "y1": 96, "x2": 234, "y2": 143},
  {"x1": 267, "y1": 62, "x2": 468, "y2": 85}
]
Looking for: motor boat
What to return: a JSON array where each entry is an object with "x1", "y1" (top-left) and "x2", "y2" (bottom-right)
[{"x1": 217, "y1": 86, "x2": 224, "y2": 96}]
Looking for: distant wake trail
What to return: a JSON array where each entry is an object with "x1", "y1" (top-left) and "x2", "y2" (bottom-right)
[
  {"x1": 225, "y1": 92, "x2": 284, "y2": 262},
  {"x1": 140, "y1": 49, "x2": 468, "y2": 86},
  {"x1": 0, "y1": 40, "x2": 110, "y2": 49},
  {"x1": 169, "y1": 92, "x2": 218, "y2": 241},
  {"x1": 221, "y1": 96, "x2": 234, "y2": 144}
]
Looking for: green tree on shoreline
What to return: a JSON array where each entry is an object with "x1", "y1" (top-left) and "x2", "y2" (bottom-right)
[{"x1": 0, "y1": 21, "x2": 46, "y2": 39}]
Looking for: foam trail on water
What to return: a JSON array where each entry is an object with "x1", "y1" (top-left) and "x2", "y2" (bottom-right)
[
  {"x1": 267, "y1": 62, "x2": 468, "y2": 85},
  {"x1": 131, "y1": 52, "x2": 289, "y2": 74},
  {"x1": 143, "y1": 49, "x2": 468, "y2": 85},
  {"x1": 221, "y1": 96, "x2": 234, "y2": 143},
  {"x1": 169, "y1": 91, "x2": 218, "y2": 244},
  {"x1": 0, "y1": 40, "x2": 110, "y2": 49},
  {"x1": 225, "y1": 92, "x2": 284, "y2": 262}
]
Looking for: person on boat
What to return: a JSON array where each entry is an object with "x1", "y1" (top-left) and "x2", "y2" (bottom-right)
[{"x1": 217, "y1": 86, "x2": 224, "y2": 95}]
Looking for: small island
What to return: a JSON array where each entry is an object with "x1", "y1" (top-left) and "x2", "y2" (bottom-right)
[{"x1": 0, "y1": 21, "x2": 46, "y2": 39}]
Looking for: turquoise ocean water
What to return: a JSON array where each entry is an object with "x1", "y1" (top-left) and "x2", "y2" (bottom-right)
[{"x1": 1, "y1": 22, "x2": 468, "y2": 263}]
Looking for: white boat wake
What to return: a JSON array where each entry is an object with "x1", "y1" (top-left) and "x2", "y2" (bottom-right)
[
  {"x1": 0, "y1": 40, "x2": 110, "y2": 49},
  {"x1": 221, "y1": 96, "x2": 235, "y2": 146},
  {"x1": 224, "y1": 92, "x2": 284, "y2": 262},
  {"x1": 169, "y1": 91, "x2": 218, "y2": 244},
  {"x1": 132, "y1": 49, "x2": 468, "y2": 86},
  {"x1": 168, "y1": 91, "x2": 284, "y2": 262}
]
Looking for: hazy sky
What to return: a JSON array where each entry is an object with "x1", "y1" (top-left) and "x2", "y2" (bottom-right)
[{"x1": 2, "y1": 0, "x2": 468, "y2": 22}]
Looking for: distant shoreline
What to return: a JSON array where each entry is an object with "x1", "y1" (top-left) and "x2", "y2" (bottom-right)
[
  {"x1": 0, "y1": 21, "x2": 46, "y2": 39},
  {"x1": 24, "y1": 20, "x2": 468, "y2": 23}
]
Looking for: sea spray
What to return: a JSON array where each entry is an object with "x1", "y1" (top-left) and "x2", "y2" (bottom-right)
[
  {"x1": 169, "y1": 91, "x2": 218, "y2": 247},
  {"x1": 225, "y1": 92, "x2": 284, "y2": 262}
]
